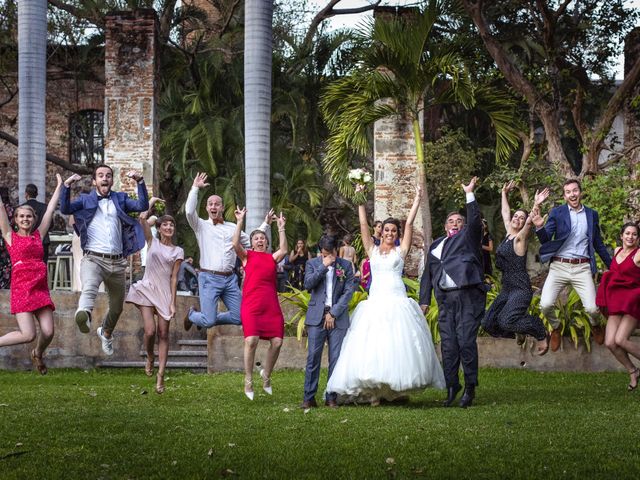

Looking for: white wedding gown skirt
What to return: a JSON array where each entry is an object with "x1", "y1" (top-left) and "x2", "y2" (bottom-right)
[{"x1": 327, "y1": 247, "x2": 445, "y2": 402}]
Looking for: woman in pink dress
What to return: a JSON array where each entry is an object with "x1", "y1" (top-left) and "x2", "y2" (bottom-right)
[
  {"x1": 232, "y1": 207, "x2": 288, "y2": 400},
  {"x1": 0, "y1": 174, "x2": 63, "y2": 374},
  {"x1": 126, "y1": 198, "x2": 184, "y2": 393},
  {"x1": 596, "y1": 222, "x2": 640, "y2": 391}
]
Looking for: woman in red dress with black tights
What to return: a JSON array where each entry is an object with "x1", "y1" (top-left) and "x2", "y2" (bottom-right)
[
  {"x1": 0, "y1": 174, "x2": 63, "y2": 374},
  {"x1": 232, "y1": 207, "x2": 288, "y2": 400},
  {"x1": 597, "y1": 222, "x2": 640, "y2": 391}
]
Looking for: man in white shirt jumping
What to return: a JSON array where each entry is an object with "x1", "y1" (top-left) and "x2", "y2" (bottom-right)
[{"x1": 183, "y1": 172, "x2": 268, "y2": 330}]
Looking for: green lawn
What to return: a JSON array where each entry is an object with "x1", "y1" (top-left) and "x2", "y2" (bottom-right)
[{"x1": 0, "y1": 368, "x2": 638, "y2": 479}]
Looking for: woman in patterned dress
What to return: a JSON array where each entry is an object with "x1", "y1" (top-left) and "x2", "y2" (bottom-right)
[
  {"x1": 0, "y1": 175, "x2": 63, "y2": 374},
  {"x1": 482, "y1": 181, "x2": 550, "y2": 355},
  {"x1": 126, "y1": 198, "x2": 184, "y2": 394}
]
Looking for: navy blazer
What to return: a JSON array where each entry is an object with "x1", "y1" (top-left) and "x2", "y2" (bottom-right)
[
  {"x1": 419, "y1": 199, "x2": 484, "y2": 306},
  {"x1": 60, "y1": 181, "x2": 149, "y2": 257},
  {"x1": 535, "y1": 203, "x2": 611, "y2": 273},
  {"x1": 304, "y1": 256, "x2": 356, "y2": 330}
]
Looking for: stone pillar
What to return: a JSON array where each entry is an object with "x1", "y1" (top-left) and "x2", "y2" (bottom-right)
[
  {"x1": 373, "y1": 101, "x2": 424, "y2": 277},
  {"x1": 104, "y1": 9, "x2": 158, "y2": 194}
]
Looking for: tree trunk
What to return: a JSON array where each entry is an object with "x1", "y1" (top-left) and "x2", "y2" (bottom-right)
[
  {"x1": 18, "y1": 0, "x2": 47, "y2": 201},
  {"x1": 244, "y1": 0, "x2": 273, "y2": 232}
]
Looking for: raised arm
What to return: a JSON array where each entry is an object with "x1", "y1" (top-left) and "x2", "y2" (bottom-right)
[
  {"x1": 400, "y1": 184, "x2": 423, "y2": 255},
  {"x1": 356, "y1": 184, "x2": 374, "y2": 256},
  {"x1": 273, "y1": 212, "x2": 288, "y2": 263},
  {"x1": 0, "y1": 193, "x2": 11, "y2": 244},
  {"x1": 232, "y1": 206, "x2": 248, "y2": 264},
  {"x1": 185, "y1": 172, "x2": 209, "y2": 231},
  {"x1": 515, "y1": 188, "x2": 549, "y2": 246},
  {"x1": 59, "y1": 173, "x2": 83, "y2": 214},
  {"x1": 37, "y1": 174, "x2": 63, "y2": 239},
  {"x1": 501, "y1": 181, "x2": 515, "y2": 232},
  {"x1": 123, "y1": 171, "x2": 149, "y2": 212},
  {"x1": 139, "y1": 197, "x2": 162, "y2": 245}
]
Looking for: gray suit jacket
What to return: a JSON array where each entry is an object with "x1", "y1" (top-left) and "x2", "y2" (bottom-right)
[{"x1": 304, "y1": 256, "x2": 356, "y2": 329}]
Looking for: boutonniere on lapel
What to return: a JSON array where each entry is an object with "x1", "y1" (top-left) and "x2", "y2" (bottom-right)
[{"x1": 335, "y1": 264, "x2": 346, "y2": 281}]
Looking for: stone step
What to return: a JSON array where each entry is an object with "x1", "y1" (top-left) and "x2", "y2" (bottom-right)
[
  {"x1": 177, "y1": 339, "x2": 208, "y2": 347},
  {"x1": 139, "y1": 350, "x2": 207, "y2": 357},
  {"x1": 97, "y1": 360, "x2": 207, "y2": 369}
]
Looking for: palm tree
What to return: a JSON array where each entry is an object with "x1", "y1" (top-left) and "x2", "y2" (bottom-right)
[
  {"x1": 320, "y1": 1, "x2": 518, "y2": 248},
  {"x1": 18, "y1": 0, "x2": 47, "y2": 201},
  {"x1": 244, "y1": 0, "x2": 273, "y2": 232}
]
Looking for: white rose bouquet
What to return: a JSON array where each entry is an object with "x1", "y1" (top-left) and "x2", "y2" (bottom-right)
[{"x1": 347, "y1": 168, "x2": 373, "y2": 186}]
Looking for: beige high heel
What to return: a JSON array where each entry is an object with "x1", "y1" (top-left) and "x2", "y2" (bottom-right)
[
  {"x1": 259, "y1": 369, "x2": 272, "y2": 395},
  {"x1": 145, "y1": 354, "x2": 155, "y2": 377},
  {"x1": 244, "y1": 379, "x2": 254, "y2": 400},
  {"x1": 31, "y1": 349, "x2": 47, "y2": 375},
  {"x1": 155, "y1": 373, "x2": 165, "y2": 394}
]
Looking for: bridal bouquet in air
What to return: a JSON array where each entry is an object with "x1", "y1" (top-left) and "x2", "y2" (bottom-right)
[{"x1": 348, "y1": 168, "x2": 373, "y2": 187}]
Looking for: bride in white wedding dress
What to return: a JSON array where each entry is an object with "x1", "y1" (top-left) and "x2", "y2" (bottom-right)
[{"x1": 327, "y1": 185, "x2": 445, "y2": 405}]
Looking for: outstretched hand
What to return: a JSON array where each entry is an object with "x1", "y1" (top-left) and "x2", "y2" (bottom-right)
[
  {"x1": 64, "y1": 173, "x2": 82, "y2": 187},
  {"x1": 55, "y1": 173, "x2": 63, "y2": 187},
  {"x1": 414, "y1": 184, "x2": 424, "y2": 201},
  {"x1": 264, "y1": 208, "x2": 276, "y2": 225},
  {"x1": 534, "y1": 187, "x2": 550, "y2": 206},
  {"x1": 502, "y1": 180, "x2": 516, "y2": 194},
  {"x1": 126, "y1": 171, "x2": 143, "y2": 183},
  {"x1": 530, "y1": 206, "x2": 546, "y2": 228},
  {"x1": 193, "y1": 172, "x2": 209, "y2": 189},
  {"x1": 462, "y1": 176, "x2": 479, "y2": 194},
  {"x1": 276, "y1": 211, "x2": 286, "y2": 230},
  {"x1": 234, "y1": 206, "x2": 247, "y2": 222}
]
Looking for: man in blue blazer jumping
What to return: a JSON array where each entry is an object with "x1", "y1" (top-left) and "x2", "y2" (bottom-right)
[
  {"x1": 532, "y1": 179, "x2": 611, "y2": 351},
  {"x1": 61, "y1": 165, "x2": 149, "y2": 355}
]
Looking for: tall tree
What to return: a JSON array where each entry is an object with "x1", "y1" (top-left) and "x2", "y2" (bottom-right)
[
  {"x1": 460, "y1": 0, "x2": 640, "y2": 177},
  {"x1": 321, "y1": 1, "x2": 518, "y2": 245},
  {"x1": 18, "y1": 0, "x2": 47, "y2": 201},
  {"x1": 244, "y1": 0, "x2": 273, "y2": 232}
]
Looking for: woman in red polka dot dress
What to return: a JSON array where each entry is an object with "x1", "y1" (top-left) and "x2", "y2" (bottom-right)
[{"x1": 0, "y1": 174, "x2": 63, "y2": 374}]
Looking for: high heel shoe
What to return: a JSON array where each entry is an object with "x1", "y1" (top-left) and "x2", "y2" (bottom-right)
[
  {"x1": 145, "y1": 354, "x2": 155, "y2": 377},
  {"x1": 536, "y1": 334, "x2": 550, "y2": 356},
  {"x1": 31, "y1": 349, "x2": 48, "y2": 375},
  {"x1": 259, "y1": 368, "x2": 272, "y2": 395},
  {"x1": 628, "y1": 368, "x2": 639, "y2": 391},
  {"x1": 244, "y1": 379, "x2": 254, "y2": 400},
  {"x1": 155, "y1": 373, "x2": 165, "y2": 394}
]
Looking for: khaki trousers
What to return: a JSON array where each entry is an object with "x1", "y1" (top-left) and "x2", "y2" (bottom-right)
[{"x1": 539, "y1": 261, "x2": 599, "y2": 329}]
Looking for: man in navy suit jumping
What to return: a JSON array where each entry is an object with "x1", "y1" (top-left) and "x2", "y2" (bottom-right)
[{"x1": 532, "y1": 179, "x2": 611, "y2": 352}]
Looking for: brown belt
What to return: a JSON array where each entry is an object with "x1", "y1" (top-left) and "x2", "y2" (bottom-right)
[
  {"x1": 552, "y1": 256, "x2": 589, "y2": 265},
  {"x1": 200, "y1": 268, "x2": 234, "y2": 276}
]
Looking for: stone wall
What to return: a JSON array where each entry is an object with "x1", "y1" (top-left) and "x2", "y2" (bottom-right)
[
  {"x1": 373, "y1": 100, "x2": 424, "y2": 276},
  {"x1": 0, "y1": 74, "x2": 104, "y2": 205},
  {"x1": 104, "y1": 9, "x2": 158, "y2": 194}
]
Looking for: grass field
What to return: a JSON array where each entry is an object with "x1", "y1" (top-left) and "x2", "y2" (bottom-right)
[{"x1": 1, "y1": 368, "x2": 639, "y2": 479}]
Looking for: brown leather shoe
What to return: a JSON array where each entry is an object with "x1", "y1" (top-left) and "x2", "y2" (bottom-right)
[
  {"x1": 550, "y1": 328, "x2": 562, "y2": 352},
  {"x1": 324, "y1": 399, "x2": 338, "y2": 408},
  {"x1": 183, "y1": 307, "x2": 194, "y2": 331},
  {"x1": 592, "y1": 325, "x2": 605, "y2": 345},
  {"x1": 301, "y1": 399, "x2": 318, "y2": 409}
]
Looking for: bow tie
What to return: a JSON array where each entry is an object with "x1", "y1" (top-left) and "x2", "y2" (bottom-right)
[{"x1": 97, "y1": 193, "x2": 111, "y2": 201}]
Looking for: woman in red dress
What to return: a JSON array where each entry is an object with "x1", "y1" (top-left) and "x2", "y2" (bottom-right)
[
  {"x1": 232, "y1": 207, "x2": 288, "y2": 400},
  {"x1": 0, "y1": 174, "x2": 63, "y2": 374},
  {"x1": 597, "y1": 222, "x2": 640, "y2": 390}
]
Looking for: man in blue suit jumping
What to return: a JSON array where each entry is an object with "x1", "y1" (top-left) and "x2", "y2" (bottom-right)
[
  {"x1": 532, "y1": 179, "x2": 611, "y2": 351},
  {"x1": 61, "y1": 165, "x2": 149, "y2": 356}
]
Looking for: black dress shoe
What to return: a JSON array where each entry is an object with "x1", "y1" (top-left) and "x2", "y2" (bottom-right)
[
  {"x1": 459, "y1": 386, "x2": 475, "y2": 408},
  {"x1": 301, "y1": 399, "x2": 318, "y2": 409},
  {"x1": 443, "y1": 385, "x2": 462, "y2": 407}
]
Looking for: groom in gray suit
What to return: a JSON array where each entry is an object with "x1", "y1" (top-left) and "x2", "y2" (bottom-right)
[{"x1": 302, "y1": 235, "x2": 356, "y2": 408}]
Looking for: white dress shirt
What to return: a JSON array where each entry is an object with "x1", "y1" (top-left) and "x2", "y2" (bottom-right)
[
  {"x1": 185, "y1": 187, "x2": 267, "y2": 272},
  {"x1": 325, "y1": 265, "x2": 334, "y2": 307},
  {"x1": 86, "y1": 196, "x2": 122, "y2": 255}
]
